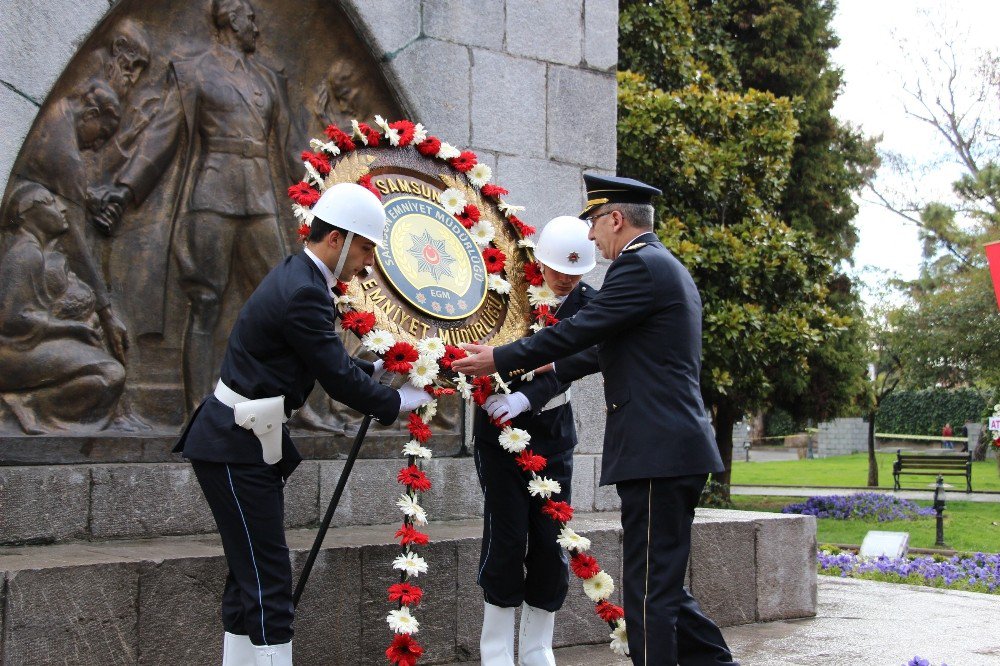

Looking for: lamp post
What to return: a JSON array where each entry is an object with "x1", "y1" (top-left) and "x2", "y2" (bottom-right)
[
  {"x1": 933, "y1": 474, "x2": 947, "y2": 548},
  {"x1": 744, "y1": 439, "x2": 751, "y2": 463}
]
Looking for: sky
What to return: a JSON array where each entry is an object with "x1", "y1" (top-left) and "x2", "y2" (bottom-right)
[{"x1": 830, "y1": 0, "x2": 1000, "y2": 298}]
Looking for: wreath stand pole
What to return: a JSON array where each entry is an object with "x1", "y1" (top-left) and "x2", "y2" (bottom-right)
[{"x1": 293, "y1": 413, "x2": 373, "y2": 607}]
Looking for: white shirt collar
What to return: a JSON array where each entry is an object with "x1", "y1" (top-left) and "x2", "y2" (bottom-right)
[{"x1": 303, "y1": 247, "x2": 337, "y2": 292}]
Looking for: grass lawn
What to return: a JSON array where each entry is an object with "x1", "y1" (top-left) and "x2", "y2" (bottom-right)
[
  {"x1": 732, "y1": 451, "x2": 1000, "y2": 492},
  {"x1": 733, "y1": 495, "x2": 1000, "y2": 553}
]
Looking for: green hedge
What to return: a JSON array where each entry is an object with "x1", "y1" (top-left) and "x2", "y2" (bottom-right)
[
  {"x1": 875, "y1": 388, "x2": 987, "y2": 436},
  {"x1": 765, "y1": 408, "x2": 799, "y2": 437}
]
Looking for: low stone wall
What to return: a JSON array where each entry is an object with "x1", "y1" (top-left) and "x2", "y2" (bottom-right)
[{"x1": 0, "y1": 510, "x2": 817, "y2": 665}]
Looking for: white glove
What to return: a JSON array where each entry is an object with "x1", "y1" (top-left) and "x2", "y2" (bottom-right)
[
  {"x1": 484, "y1": 392, "x2": 531, "y2": 422},
  {"x1": 397, "y1": 383, "x2": 432, "y2": 413},
  {"x1": 372, "y1": 359, "x2": 389, "y2": 384}
]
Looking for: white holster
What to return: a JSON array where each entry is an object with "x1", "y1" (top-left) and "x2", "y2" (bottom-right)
[{"x1": 215, "y1": 380, "x2": 288, "y2": 465}]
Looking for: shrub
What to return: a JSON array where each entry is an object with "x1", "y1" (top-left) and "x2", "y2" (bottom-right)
[{"x1": 875, "y1": 388, "x2": 986, "y2": 436}]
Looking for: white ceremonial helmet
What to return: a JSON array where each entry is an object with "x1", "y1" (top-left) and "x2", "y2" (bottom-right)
[
  {"x1": 310, "y1": 182, "x2": 386, "y2": 247},
  {"x1": 534, "y1": 215, "x2": 597, "y2": 275}
]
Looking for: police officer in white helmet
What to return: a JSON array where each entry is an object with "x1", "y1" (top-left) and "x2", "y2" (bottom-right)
[
  {"x1": 474, "y1": 216, "x2": 597, "y2": 666},
  {"x1": 174, "y1": 182, "x2": 431, "y2": 666}
]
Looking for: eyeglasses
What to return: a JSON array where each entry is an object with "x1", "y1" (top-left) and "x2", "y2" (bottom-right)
[{"x1": 583, "y1": 211, "x2": 615, "y2": 229}]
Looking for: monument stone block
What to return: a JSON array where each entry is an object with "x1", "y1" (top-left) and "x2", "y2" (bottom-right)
[
  {"x1": 424, "y1": 0, "x2": 505, "y2": 50},
  {"x1": 547, "y1": 65, "x2": 618, "y2": 170},
  {"x1": 471, "y1": 49, "x2": 547, "y2": 157},
  {"x1": 0, "y1": 465, "x2": 89, "y2": 545},
  {"x1": 0, "y1": 87, "x2": 38, "y2": 203},
  {"x1": 342, "y1": 0, "x2": 421, "y2": 57},
  {"x1": 392, "y1": 38, "x2": 472, "y2": 147},
  {"x1": 756, "y1": 512, "x2": 818, "y2": 621},
  {"x1": 584, "y1": 0, "x2": 619, "y2": 70},
  {"x1": 290, "y1": 546, "x2": 365, "y2": 665},
  {"x1": 505, "y1": 0, "x2": 583, "y2": 66},
  {"x1": 689, "y1": 516, "x2": 758, "y2": 626},
  {"x1": 495, "y1": 155, "x2": 584, "y2": 231}
]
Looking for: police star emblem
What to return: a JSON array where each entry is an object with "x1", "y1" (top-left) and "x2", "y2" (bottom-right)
[{"x1": 567, "y1": 251, "x2": 580, "y2": 263}]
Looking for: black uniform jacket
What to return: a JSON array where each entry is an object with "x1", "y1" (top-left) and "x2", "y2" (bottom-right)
[
  {"x1": 174, "y1": 251, "x2": 401, "y2": 476},
  {"x1": 474, "y1": 281, "x2": 594, "y2": 457},
  {"x1": 493, "y1": 233, "x2": 724, "y2": 486}
]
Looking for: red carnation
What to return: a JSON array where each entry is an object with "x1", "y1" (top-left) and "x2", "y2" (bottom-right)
[
  {"x1": 509, "y1": 215, "x2": 536, "y2": 238},
  {"x1": 595, "y1": 600, "x2": 625, "y2": 623},
  {"x1": 524, "y1": 261, "x2": 544, "y2": 286},
  {"x1": 449, "y1": 150, "x2": 477, "y2": 173},
  {"x1": 301, "y1": 150, "x2": 331, "y2": 176},
  {"x1": 490, "y1": 416, "x2": 512, "y2": 430},
  {"x1": 542, "y1": 499, "x2": 574, "y2": 523},
  {"x1": 386, "y1": 634, "x2": 424, "y2": 666},
  {"x1": 570, "y1": 552, "x2": 601, "y2": 580},
  {"x1": 297, "y1": 222, "x2": 311, "y2": 241},
  {"x1": 395, "y1": 524, "x2": 430, "y2": 546},
  {"x1": 430, "y1": 386, "x2": 456, "y2": 397},
  {"x1": 416, "y1": 135, "x2": 441, "y2": 157},
  {"x1": 472, "y1": 375, "x2": 493, "y2": 406},
  {"x1": 287, "y1": 181, "x2": 321, "y2": 207},
  {"x1": 397, "y1": 464, "x2": 432, "y2": 492},
  {"x1": 455, "y1": 204, "x2": 481, "y2": 229},
  {"x1": 385, "y1": 342, "x2": 419, "y2": 374},
  {"x1": 358, "y1": 174, "x2": 382, "y2": 200},
  {"x1": 389, "y1": 119, "x2": 416, "y2": 146},
  {"x1": 439, "y1": 345, "x2": 467, "y2": 371},
  {"x1": 388, "y1": 582, "x2": 424, "y2": 606},
  {"x1": 324, "y1": 123, "x2": 356, "y2": 152},
  {"x1": 514, "y1": 449, "x2": 547, "y2": 473},
  {"x1": 357, "y1": 122, "x2": 380, "y2": 147},
  {"x1": 532, "y1": 305, "x2": 559, "y2": 327},
  {"x1": 335, "y1": 280, "x2": 350, "y2": 295},
  {"x1": 481, "y1": 184, "x2": 509, "y2": 199},
  {"x1": 408, "y1": 413, "x2": 432, "y2": 442},
  {"x1": 482, "y1": 248, "x2": 506, "y2": 274},
  {"x1": 341, "y1": 310, "x2": 376, "y2": 336}
]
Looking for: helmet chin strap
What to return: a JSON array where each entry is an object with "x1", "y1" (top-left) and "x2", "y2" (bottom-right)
[{"x1": 332, "y1": 231, "x2": 355, "y2": 280}]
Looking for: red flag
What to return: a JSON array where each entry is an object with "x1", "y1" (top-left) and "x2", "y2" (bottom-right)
[{"x1": 986, "y1": 241, "x2": 1000, "y2": 310}]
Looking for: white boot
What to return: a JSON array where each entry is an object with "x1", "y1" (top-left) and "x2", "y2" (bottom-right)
[
  {"x1": 480, "y1": 601, "x2": 516, "y2": 665},
  {"x1": 222, "y1": 632, "x2": 255, "y2": 666},
  {"x1": 517, "y1": 603, "x2": 556, "y2": 666},
  {"x1": 253, "y1": 642, "x2": 292, "y2": 666}
]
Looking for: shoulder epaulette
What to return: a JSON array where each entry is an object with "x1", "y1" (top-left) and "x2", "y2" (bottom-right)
[{"x1": 622, "y1": 242, "x2": 647, "y2": 253}]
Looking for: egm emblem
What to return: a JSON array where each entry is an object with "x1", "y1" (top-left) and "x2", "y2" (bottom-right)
[{"x1": 377, "y1": 195, "x2": 488, "y2": 320}]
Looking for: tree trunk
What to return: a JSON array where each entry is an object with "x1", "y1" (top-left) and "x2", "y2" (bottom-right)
[
  {"x1": 712, "y1": 400, "x2": 739, "y2": 500},
  {"x1": 866, "y1": 410, "x2": 879, "y2": 487},
  {"x1": 973, "y1": 428, "x2": 989, "y2": 462}
]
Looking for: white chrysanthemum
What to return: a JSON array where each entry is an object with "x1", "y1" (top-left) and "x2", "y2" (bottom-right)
[
  {"x1": 529, "y1": 322, "x2": 544, "y2": 333},
  {"x1": 498, "y1": 427, "x2": 531, "y2": 453},
  {"x1": 487, "y1": 274, "x2": 511, "y2": 294},
  {"x1": 583, "y1": 571, "x2": 615, "y2": 602},
  {"x1": 419, "y1": 399, "x2": 438, "y2": 422},
  {"x1": 374, "y1": 115, "x2": 401, "y2": 146},
  {"x1": 333, "y1": 293, "x2": 353, "y2": 313},
  {"x1": 522, "y1": 370, "x2": 536, "y2": 382},
  {"x1": 309, "y1": 137, "x2": 340, "y2": 156},
  {"x1": 610, "y1": 622, "x2": 629, "y2": 656},
  {"x1": 455, "y1": 373, "x2": 473, "y2": 400},
  {"x1": 468, "y1": 220, "x2": 495, "y2": 246},
  {"x1": 393, "y1": 552, "x2": 429, "y2": 577},
  {"x1": 387, "y1": 607, "x2": 420, "y2": 635},
  {"x1": 528, "y1": 476, "x2": 562, "y2": 499},
  {"x1": 412, "y1": 122, "x2": 428, "y2": 144},
  {"x1": 303, "y1": 161, "x2": 324, "y2": 187},
  {"x1": 492, "y1": 373, "x2": 511, "y2": 394},
  {"x1": 403, "y1": 440, "x2": 433, "y2": 460},
  {"x1": 416, "y1": 337, "x2": 446, "y2": 360},
  {"x1": 362, "y1": 329, "x2": 395, "y2": 354},
  {"x1": 350, "y1": 119, "x2": 368, "y2": 145},
  {"x1": 292, "y1": 204, "x2": 315, "y2": 225},
  {"x1": 467, "y1": 162, "x2": 493, "y2": 188},
  {"x1": 440, "y1": 188, "x2": 467, "y2": 215},
  {"x1": 557, "y1": 526, "x2": 591, "y2": 552},
  {"x1": 409, "y1": 356, "x2": 439, "y2": 388},
  {"x1": 396, "y1": 494, "x2": 428, "y2": 525},
  {"x1": 498, "y1": 200, "x2": 525, "y2": 216},
  {"x1": 528, "y1": 284, "x2": 560, "y2": 308},
  {"x1": 517, "y1": 238, "x2": 536, "y2": 249},
  {"x1": 436, "y1": 142, "x2": 461, "y2": 160}
]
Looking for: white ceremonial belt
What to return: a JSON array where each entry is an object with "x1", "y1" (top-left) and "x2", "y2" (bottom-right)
[
  {"x1": 214, "y1": 379, "x2": 287, "y2": 465},
  {"x1": 540, "y1": 389, "x2": 571, "y2": 412}
]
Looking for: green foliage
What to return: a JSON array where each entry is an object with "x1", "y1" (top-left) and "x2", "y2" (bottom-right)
[
  {"x1": 875, "y1": 388, "x2": 987, "y2": 436},
  {"x1": 765, "y1": 408, "x2": 798, "y2": 437},
  {"x1": 698, "y1": 480, "x2": 735, "y2": 509}
]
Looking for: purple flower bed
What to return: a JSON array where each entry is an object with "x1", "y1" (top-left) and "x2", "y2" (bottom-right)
[
  {"x1": 905, "y1": 658, "x2": 948, "y2": 666},
  {"x1": 782, "y1": 493, "x2": 937, "y2": 522},
  {"x1": 818, "y1": 549, "x2": 1000, "y2": 594}
]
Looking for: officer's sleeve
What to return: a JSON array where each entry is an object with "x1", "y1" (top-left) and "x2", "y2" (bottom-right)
[
  {"x1": 353, "y1": 357, "x2": 375, "y2": 376},
  {"x1": 494, "y1": 253, "x2": 653, "y2": 377},
  {"x1": 516, "y1": 371, "x2": 564, "y2": 412},
  {"x1": 283, "y1": 285, "x2": 401, "y2": 424},
  {"x1": 553, "y1": 346, "x2": 600, "y2": 384}
]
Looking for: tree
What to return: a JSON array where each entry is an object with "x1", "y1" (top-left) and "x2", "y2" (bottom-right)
[
  {"x1": 618, "y1": 0, "x2": 873, "y2": 491},
  {"x1": 861, "y1": 293, "x2": 904, "y2": 486}
]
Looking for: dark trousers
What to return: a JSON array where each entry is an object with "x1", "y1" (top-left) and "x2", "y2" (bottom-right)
[
  {"x1": 192, "y1": 460, "x2": 294, "y2": 646},
  {"x1": 617, "y1": 475, "x2": 737, "y2": 666},
  {"x1": 474, "y1": 441, "x2": 573, "y2": 612}
]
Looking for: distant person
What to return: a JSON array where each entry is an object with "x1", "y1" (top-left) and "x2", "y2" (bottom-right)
[{"x1": 941, "y1": 423, "x2": 954, "y2": 450}]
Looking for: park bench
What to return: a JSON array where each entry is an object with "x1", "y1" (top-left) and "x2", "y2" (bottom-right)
[{"x1": 892, "y1": 449, "x2": 972, "y2": 493}]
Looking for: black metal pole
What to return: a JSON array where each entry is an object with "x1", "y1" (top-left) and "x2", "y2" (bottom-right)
[{"x1": 293, "y1": 413, "x2": 374, "y2": 607}]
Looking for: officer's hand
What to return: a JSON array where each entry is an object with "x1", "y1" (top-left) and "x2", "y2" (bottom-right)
[
  {"x1": 453, "y1": 343, "x2": 497, "y2": 375},
  {"x1": 397, "y1": 384, "x2": 432, "y2": 413},
  {"x1": 372, "y1": 359, "x2": 398, "y2": 385},
  {"x1": 484, "y1": 392, "x2": 530, "y2": 422}
]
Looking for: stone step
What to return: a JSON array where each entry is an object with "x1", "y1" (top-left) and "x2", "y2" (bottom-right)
[
  {"x1": 0, "y1": 455, "x2": 619, "y2": 545},
  {"x1": 0, "y1": 510, "x2": 817, "y2": 665}
]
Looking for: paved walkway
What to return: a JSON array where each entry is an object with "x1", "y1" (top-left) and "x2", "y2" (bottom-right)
[
  {"x1": 732, "y1": 485, "x2": 1000, "y2": 502},
  {"x1": 450, "y1": 577, "x2": 1000, "y2": 665}
]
